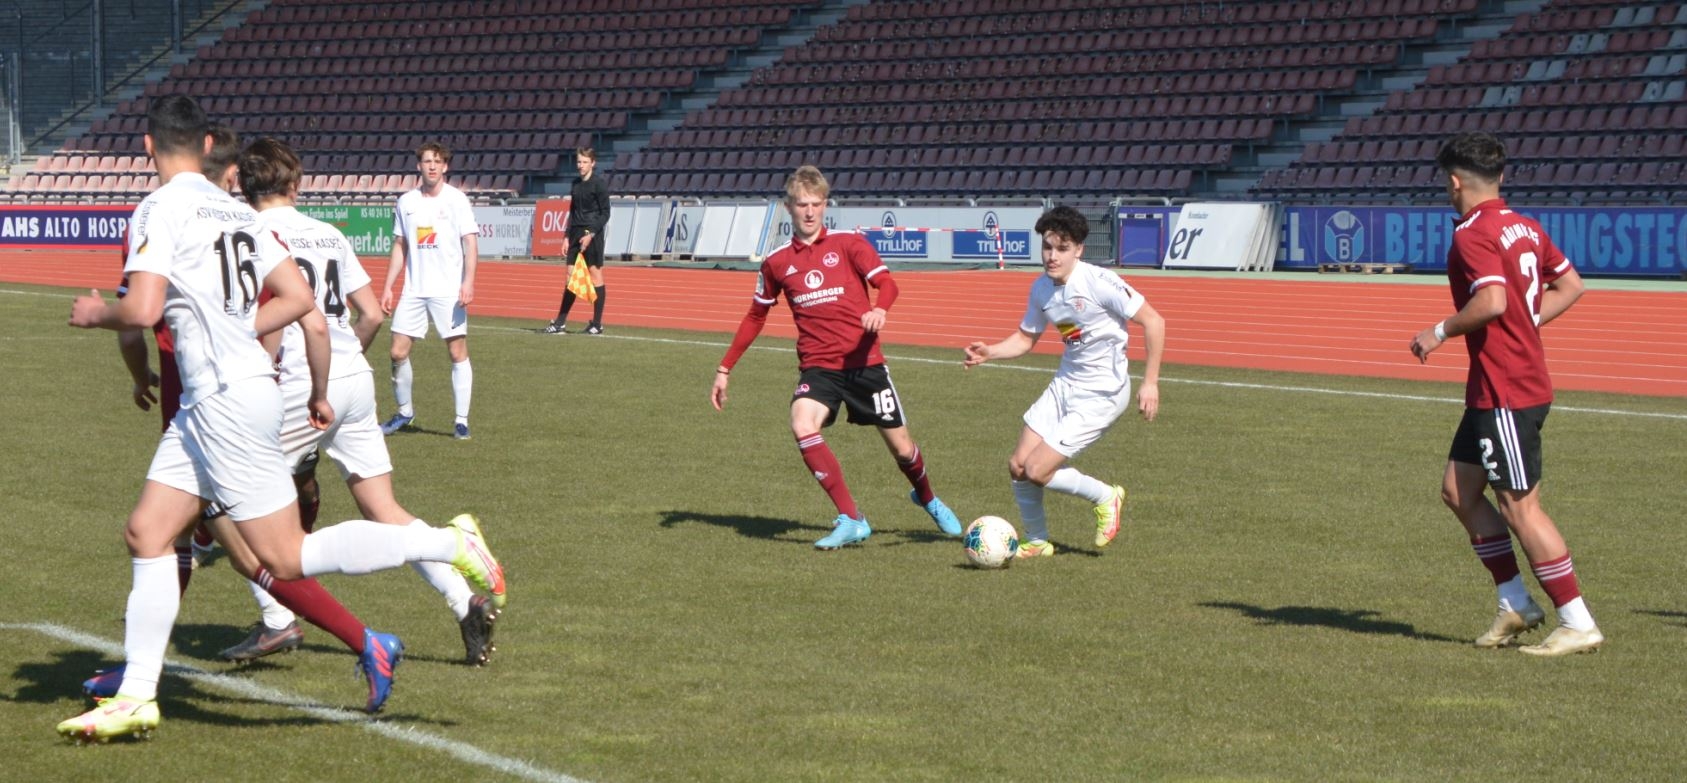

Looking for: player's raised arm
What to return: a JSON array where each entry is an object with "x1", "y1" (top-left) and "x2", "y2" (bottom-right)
[
  {"x1": 1538, "y1": 264, "x2": 1584, "y2": 326},
  {"x1": 1411, "y1": 283, "x2": 1504, "y2": 363},
  {"x1": 258, "y1": 257, "x2": 334, "y2": 428},
  {"x1": 71, "y1": 272, "x2": 169, "y2": 331},
  {"x1": 1131, "y1": 301, "x2": 1165, "y2": 421},
  {"x1": 963, "y1": 329, "x2": 1038, "y2": 368},
  {"x1": 116, "y1": 329, "x2": 159, "y2": 410},
  {"x1": 861, "y1": 271, "x2": 898, "y2": 333},
  {"x1": 711, "y1": 301, "x2": 772, "y2": 410},
  {"x1": 348, "y1": 284, "x2": 385, "y2": 351}
]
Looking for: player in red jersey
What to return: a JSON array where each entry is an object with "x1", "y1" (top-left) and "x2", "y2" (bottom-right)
[
  {"x1": 1409, "y1": 131, "x2": 1598, "y2": 656},
  {"x1": 710, "y1": 165, "x2": 961, "y2": 549}
]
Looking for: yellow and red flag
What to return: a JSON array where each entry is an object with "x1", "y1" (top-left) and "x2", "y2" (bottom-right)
[{"x1": 566, "y1": 253, "x2": 597, "y2": 302}]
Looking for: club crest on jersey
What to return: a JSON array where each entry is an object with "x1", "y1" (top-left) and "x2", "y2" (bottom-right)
[
  {"x1": 804, "y1": 270, "x2": 824, "y2": 289},
  {"x1": 417, "y1": 225, "x2": 437, "y2": 248},
  {"x1": 822, "y1": 252, "x2": 840, "y2": 268}
]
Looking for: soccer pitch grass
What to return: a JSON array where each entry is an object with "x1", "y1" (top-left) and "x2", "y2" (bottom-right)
[{"x1": 4, "y1": 283, "x2": 1686, "y2": 782}]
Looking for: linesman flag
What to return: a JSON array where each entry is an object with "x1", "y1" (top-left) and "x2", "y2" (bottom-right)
[{"x1": 566, "y1": 253, "x2": 597, "y2": 302}]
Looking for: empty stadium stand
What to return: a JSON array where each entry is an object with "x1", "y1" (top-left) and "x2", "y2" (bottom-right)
[
  {"x1": 3, "y1": 0, "x2": 1684, "y2": 206},
  {"x1": 1257, "y1": 0, "x2": 1687, "y2": 204}
]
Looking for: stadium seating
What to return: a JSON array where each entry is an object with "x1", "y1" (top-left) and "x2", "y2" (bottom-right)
[
  {"x1": 1259, "y1": 0, "x2": 1687, "y2": 204},
  {"x1": 3, "y1": 0, "x2": 1682, "y2": 205},
  {"x1": 7, "y1": 0, "x2": 817, "y2": 202},
  {"x1": 617, "y1": 0, "x2": 1460, "y2": 198}
]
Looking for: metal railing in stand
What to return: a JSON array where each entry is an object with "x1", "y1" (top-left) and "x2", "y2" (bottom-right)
[{"x1": 25, "y1": 0, "x2": 246, "y2": 153}]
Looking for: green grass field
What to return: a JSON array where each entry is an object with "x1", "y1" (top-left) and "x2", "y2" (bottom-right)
[{"x1": 4, "y1": 281, "x2": 1687, "y2": 782}]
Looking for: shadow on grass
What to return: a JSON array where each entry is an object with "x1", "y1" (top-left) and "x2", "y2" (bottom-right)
[
  {"x1": 5, "y1": 645, "x2": 453, "y2": 731},
  {"x1": 946, "y1": 538, "x2": 1101, "y2": 565},
  {"x1": 659, "y1": 509, "x2": 819, "y2": 542},
  {"x1": 1634, "y1": 609, "x2": 1687, "y2": 629},
  {"x1": 1199, "y1": 601, "x2": 1464, "y2": 643},
  {"x1": 659, "y1": 509, "x2": 976, "y2": 548},
  {"x1": 384, "y1": 423, "x2": 455, "y2": 439},
  {"x1": 184, "y1": 628, "x2": 478, "y2": 669}
]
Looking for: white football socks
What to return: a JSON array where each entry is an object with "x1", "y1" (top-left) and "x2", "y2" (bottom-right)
[
  {"x1": 247, "y1": 579, "x2": 297, "y2": 630},
  {"x1": 1555, "y1": 596, "x2": 1597, "y2": 632},
  {"x1": 119, "y1": 555, "x2": 179, "y2": 702},
  {"x1": 1046, "y1": 467, "x2": 1112, "y2": 504},
  {"x1": 451, "y1": 358, "x2": 473, "y2": 423},
  {"x1": 392, "y1": 358, "x2": 414, "y2": 417},
  {"x1": 1012, "y1": 479, "x2": 1049, "y2": 543},
  {"x1": 1496, "y1": 574, "x2": 1533, "y2": 614},
  {"x1": 405, "y1": 519, "x2": 475, "y2": 620},
  {"x1": 300, "y1": 520, "x2": 457, "y2": 576}
]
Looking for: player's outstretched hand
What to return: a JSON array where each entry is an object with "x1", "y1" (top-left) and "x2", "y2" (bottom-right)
[
  {"x1": 709, "y1": 373, "x2": 730, "y2": 411},
  {"x1": 307, "y1": 396, "x2": 335, "y2": 430},
  {"x1": 1409, "y1": 325, "x2": 1443, "y2": 364},
  {"x1": 962, "y1": 341, "x2": 991, "y2": 368},
  {"x1": 132, "y1": 370, "x2": 160, "y2": 411},
  {"x1": 69, "y1": 289, "x2": 107, "y2": 328},
  {"x1": 1137, "y1": 380, "x2": 1160, "y2": 422},
  {"x1": 860, "y1": 307, "x2": 886, "y2": 333}
]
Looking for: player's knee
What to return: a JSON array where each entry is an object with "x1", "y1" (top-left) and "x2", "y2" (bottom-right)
[
  {"x1": 123, "y1": 515, "x2": 181, "y2": 557},
  {"x1": 1438, "y1": 481, "x2": 1465, "y2": 513}
]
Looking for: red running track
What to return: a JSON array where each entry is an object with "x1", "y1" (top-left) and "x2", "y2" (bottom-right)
[{"x1": 6, "y1": 248, "x2": 1684, "y2": 397}]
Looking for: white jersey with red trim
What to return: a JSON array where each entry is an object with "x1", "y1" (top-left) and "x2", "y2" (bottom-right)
[
  {"x1": 122, "y1": 172, "x2": 290, "y2": 407},
  {"x1": 1020, "y1": 261, "x2": 1147, "y2": 392},
  {"x1": 261, "y1": 206, "x2": 374, "y2": 391},
  {"x1": 392, "y1": 183, "x2": 477, "y2": 298}
]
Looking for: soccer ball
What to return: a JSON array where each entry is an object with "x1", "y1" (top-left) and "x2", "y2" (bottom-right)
[{"x1": 963, "y1": 516, "x2": 1019, "y2": 569}]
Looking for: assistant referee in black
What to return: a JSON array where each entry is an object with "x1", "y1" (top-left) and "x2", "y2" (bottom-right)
[{"x1": 544, "y1": 147, "x2": 611, "y2": 334}]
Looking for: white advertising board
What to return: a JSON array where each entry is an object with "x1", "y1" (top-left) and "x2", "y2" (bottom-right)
[
  {"x1": 1161, "y1": 203, "x2": 1280, "y2": 271},
  {"x1": 472, "y1": 205, "x2": 534, "y2": 257}
]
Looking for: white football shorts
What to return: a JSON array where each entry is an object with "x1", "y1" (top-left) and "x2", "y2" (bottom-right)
[
  {"x1": 148, "y1": 376, "x2": 295, "y2": 522},
  {"x1": 1022, "y1": 376, "x2": 1132, "y2": 458},
  {"x1": 390, "y1": 294, "x2": 467, "y2": 339},
  {"x1": 278, "y1": 369, "x2": 393, "y2": 481}
]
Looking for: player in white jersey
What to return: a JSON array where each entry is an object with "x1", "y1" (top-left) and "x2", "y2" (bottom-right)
[
  {"x1": 241, "y1": 138, "x2": 498, "y2": 665},
  {"x1": 380, "y1": 141, "x2": 479, "y2": 440},
  {"x1": 962, "y1": 206, "x2": 1166, "y2": 558},
  {"x1": 58, "y1": 97, "x2": 507, "y2": 743}
]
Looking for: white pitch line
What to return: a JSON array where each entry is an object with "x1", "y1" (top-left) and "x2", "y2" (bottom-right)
[
  {"x1": 478, "y1": 325, "x2": 1687, "y2": 422},
  {"x1": 2, "y1": 622, "x2": 589, "y2": 783}
]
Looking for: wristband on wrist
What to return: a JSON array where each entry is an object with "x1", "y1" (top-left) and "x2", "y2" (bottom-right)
[
  {"x1": 1433, "y1": 321, "x2": 1448, "y2": 342},
  {"x1": 716, "y1": 367, "x2": 730, "y2": 375}
]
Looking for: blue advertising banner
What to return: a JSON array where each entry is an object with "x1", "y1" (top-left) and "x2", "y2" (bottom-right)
[
  {"x1": 952, "y1": 229, "x2": 1032, "y2": 261},
  {"x1": 1281, "y1": 205, "x2": 1687, "y2": 277},
  {"x1": 866, "y1": 210, "x2": 929, "y2": 259},
  {"x1": 1114, "y1": 207, "x2": 1180, "y2": 267},
  {"x1": 0, "y1": 205, "x2": 133, "y2": 249}
]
